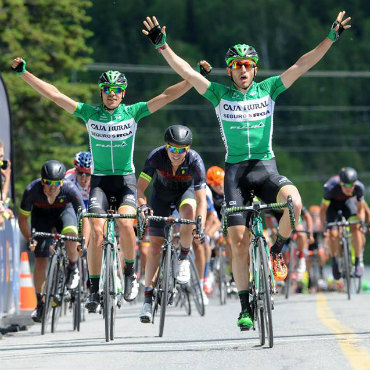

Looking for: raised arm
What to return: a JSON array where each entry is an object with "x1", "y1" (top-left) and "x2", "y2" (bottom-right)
[
  {"x1": 281, "y1": 11, "x2": 351, "y2": 88},
  {"x1": 11, "y1": 57, "x2": 77, "y2": 114},
  {"x1": 147, "y1": 60, "x2": 212, "y2": 113},
  {"x1": 142, "y1": 16, "x2": 210, "y2": 95}
]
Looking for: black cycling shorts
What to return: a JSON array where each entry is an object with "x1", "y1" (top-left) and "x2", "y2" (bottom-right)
[
  {"x1": 224, "y1": 158, "x2": 293, "y2": 227},
  {"x1": 149, "y1": 187, "x2": 195, "y2": 237},
  {"x1": 31, "y1": 205, "x2": 77, "y2": 258},
  {"x1": 326, "y1": 198, "x2": 357, "y2": 223},
  {"x1": 88, "y1": 174, "x2": 137, "y2": 213}
]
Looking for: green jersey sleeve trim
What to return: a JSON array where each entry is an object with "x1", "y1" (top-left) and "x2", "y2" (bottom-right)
[
  {"x1": 19, "y1": 208, "x2": 31, "y2": 216},
  {"x1": 139, "y1": 172, "x2": 152, "y2": 183}
]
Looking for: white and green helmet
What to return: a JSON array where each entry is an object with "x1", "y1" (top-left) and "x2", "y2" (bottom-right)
[
  {"x1": 225, "y1": 44, "x2": 259, "y2": 66},
  {"x1": 98, "y1": 70, "x2": 128, "y2": 88}
]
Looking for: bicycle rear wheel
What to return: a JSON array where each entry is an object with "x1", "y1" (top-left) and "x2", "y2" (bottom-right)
[
  {"x1": 159, "y1": 244, "x2": 171, "y2": 337},
  {"x1": 41, "y1": 254, "x2": 58, "y2": 335},
  {"x1": 103, "y1": 244, "x2": 112, "y2": 342},
  {"x1": 259, "y1": 240, "x2": 273, "y2": 348},
  {"x1": 342, "y1": 237, "x2": 351, "y2": 300},
  {"x1": 175, "y1": 286, "x2": 191, "y2": 316},
  {"x1": 189, "y1": 257, "x2": 205, "y2": 316}
]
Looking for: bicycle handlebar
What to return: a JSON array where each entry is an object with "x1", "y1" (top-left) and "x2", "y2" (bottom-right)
[
  {"x1": 325, "y1": 219, "x2": 362, "y2": 231},
  {"x1": 222, "y1": 195, "x2": 296, "y2": 235},
  {"x1": 31, "y1": 228, "x2": 85, "y2": 246},
  {"x1": 137, "y1": 214, "x2": 202, "y2": 240}
]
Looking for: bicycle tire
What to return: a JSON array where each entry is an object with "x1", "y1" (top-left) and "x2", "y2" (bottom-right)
[
  {"x1": 104, "y1": 244, "x2": 112, "y2": 342},
  {"x1": 51, "y1": 260, "x2": 66, "y2": 333},
  {"x1": 152, "y1": 250, "x2": 165, "y2": 325},
  {"x1": 41, "y1": 254, "x2": 58, "y2": 335},
  {"x1": 285, "y1": 244, "x2": 294, "y2": 299},
  {"x1": 259, "y1": 240, "x2": 273, "y2": 348},
  {"x1": 174, "y1": 286, "x2": 191, "y2": 316},
  {"x1": 73, "y1": 269, "x2": 81, "y2": 331},
  {"x1": 218, "y1": 250, "x2": 227, "y2": 305},
  {"x1": 159, "y1": 243, "x2": 171, "y2": 337},
  {"x1": 342, "y1": 237, "x2": 351, "y2": 300},
  {"x1": 189, "y1": 257, "x2": 205, "y2": 316},
  {"x1": 253, "y1": 245, "x2": 265, "y2": 346}
]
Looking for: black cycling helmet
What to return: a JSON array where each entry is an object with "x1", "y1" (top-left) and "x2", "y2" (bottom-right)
[
  {"x1": 164, "y1": 125, "x2": 193, "y2": 146},
  {"x1": 98, "y1": 70, "x2": 127, "y2": 88},
  {"x1": 339, "y1": 167, "x2": 358, "y2": 184},
  {"x1": 225, "y1": 44, "x2": 259, "y2": 66},
  {"x1": 41, "y1": 160, "x2": 66, "y2": 181}
]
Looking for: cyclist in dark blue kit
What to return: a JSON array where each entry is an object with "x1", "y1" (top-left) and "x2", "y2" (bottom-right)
[
  {"x1": 18, "y1": 160, "x2": 88, "y2": 322},
  {"x1": 137, "y1": 125, "x2": 207, "y2": 323},
  {"x1": 320, "y1": 167, "x2": 368, "y2": 278}
]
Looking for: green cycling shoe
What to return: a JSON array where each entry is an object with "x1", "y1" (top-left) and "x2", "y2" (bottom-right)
[{"x1": 237, "y1": 310, "x2": 253, "y2": 331}]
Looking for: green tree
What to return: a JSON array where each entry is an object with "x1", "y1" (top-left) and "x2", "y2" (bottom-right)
[{"x1": 0, "y1": 0, "x2": 94, "y2": 205}]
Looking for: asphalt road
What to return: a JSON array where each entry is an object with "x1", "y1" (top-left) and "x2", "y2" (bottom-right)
[{"x1": 1, "y1": 289, "x2": 369, "y2": 370}]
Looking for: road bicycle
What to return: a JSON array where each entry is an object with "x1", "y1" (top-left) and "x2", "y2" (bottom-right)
[
  {"x1": 137, "y1": 213, "x2": 202, "y2": 337},
  {"x1": 222, "y1": 195, "x2": 295, "y2": 348},
  {"x1": 326, "y1": 211, "x2": 363, "y2": 300},
  {"x1": 78, "y1": 200, "x2": 137, "y2": 342},
  {"x1": 31, "y1": 229, "x2": 85, "y2": 335}
]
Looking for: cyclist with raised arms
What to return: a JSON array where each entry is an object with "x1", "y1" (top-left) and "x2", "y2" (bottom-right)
[
  {"x1": 18, "y1": 160, "x2": 87, "y2": 322},
  {"x1": 11, "y1": 58, "x2": 203, "y2": 312},
  {"x1": 137, "y1": 125, "x2": 207, "y2": 323},
  {"x1": 142, "y1": 11, "x2": 351, "y2": 330},
  {"x1": 320, "y1": 167, "x2": 367, "y2": 278}
]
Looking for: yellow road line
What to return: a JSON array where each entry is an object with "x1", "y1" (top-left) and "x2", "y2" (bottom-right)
[{"x1": 316, "y1": 293, "x2": 370, "y2": 370}]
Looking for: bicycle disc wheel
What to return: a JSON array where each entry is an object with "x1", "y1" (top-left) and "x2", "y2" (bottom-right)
[
  {"x1": 159, "y1": 244, "x2": 171, "y2": 337},
  {"x1": 342, "y1": 237, "x2": 351, "y2": 300},
  {"x1": 259, "y1": 241, "x2": 273, "y2": 348},
  {"x1": 285, "y1": 245, "x2": 294, "y2": 299},
  {"x1": 189, "y1": 257, "x2": 205, "y2": 316},
  {"x1": 41, "y1": 255, "x2": 58, "y2": 335},
  {"x1": 104, "y1": 245, "x2": 112, "y2": 342}
]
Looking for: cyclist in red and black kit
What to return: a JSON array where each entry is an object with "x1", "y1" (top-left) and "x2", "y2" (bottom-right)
[
  {"x1": 18, "y1": 160, "x2": 88, "y2": 322},
  {"x1": 320, "y1": 167, "x2": 368, "y2": 278},
  {"x1": 137, "y1": 125, "x2": 207, "y2": 323}
]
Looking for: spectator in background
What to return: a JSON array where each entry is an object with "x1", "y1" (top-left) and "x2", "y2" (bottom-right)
[{"x1": 0, "y1": 139, "x2": 11, "y2": 202}]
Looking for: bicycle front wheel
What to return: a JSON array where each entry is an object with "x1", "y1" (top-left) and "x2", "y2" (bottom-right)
[
  {"x1": 103, "y1": 244, "x2": 112, "y2": 342},
  {"x1": 51, "y1": 257, "x2": 67, "y2": 333},
  {"x1": 259, "y1": 240, "x2": 273, "y2": 348},
  {"x1": 342, "y1": 237, "x2": 351, "y2": 300},
  {"x1": 41, "y1": 254, "x2": 58, "y2": 335},
  {"x1": 218, "y1": 250, "x2": 227, "y2": 305},
  {"x1": 285, "y1": 245, "x2": 294, "y2": 299},
  {"x1": 158, "y1": 244, "x2": 172, "y2": 337},
  {"x1": 189, "y1": 257, "x2": 205, "y2": 316}
]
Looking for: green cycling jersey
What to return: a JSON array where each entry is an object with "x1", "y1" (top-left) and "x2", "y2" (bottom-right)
[
  {"x1": 74, "y1": 102, "x2": 150, "y2": 175},
  {"x1": 202, "y1": 75, "x2": 287, "y2": 163}
]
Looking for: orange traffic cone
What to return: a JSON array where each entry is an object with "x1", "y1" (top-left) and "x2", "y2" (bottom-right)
[{"x1": 19, "y1": 251, "x2": 37, "y2": 310}]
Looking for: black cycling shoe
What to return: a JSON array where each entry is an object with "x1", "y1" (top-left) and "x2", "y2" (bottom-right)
[
  {"x1": 85, "y1": 292, "x2": 100, "y2": 313},
  {"x1": 124, "y1": 274, "x2": 139, "y2": 302},
  {"x1": 31, "y1": 302, "x2": 44, "y2": 323}
]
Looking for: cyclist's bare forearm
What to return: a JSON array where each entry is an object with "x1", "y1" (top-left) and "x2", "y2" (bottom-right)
[{"x1": 20, "y1": 72, "x2": 77, "y2": 113}]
